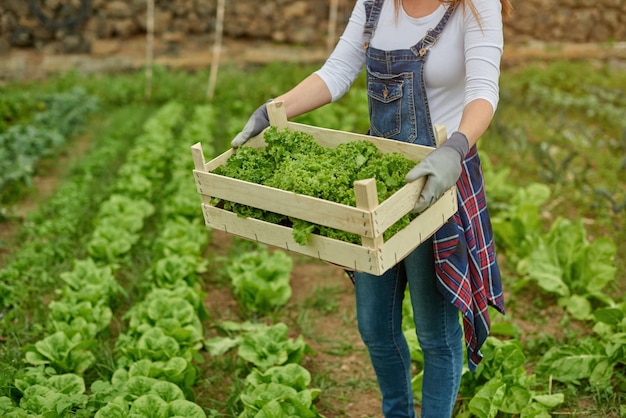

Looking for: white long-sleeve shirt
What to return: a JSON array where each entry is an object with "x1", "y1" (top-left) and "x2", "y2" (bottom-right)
[{"x1": 315, "y1": 0, "x2": 503, "y2": 134}]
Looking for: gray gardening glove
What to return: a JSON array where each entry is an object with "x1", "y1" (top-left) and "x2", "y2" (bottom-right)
[
  {"x1": 405, "y1": 131, "x2": 470, "y2": 214},
  {"x1": 230, "y1": 99, "x2": 272, "y2": 148}
]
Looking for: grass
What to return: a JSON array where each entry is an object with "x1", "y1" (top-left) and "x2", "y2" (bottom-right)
[{"x1": 301, "y1": 286, "x2": 343, "y2": 314}]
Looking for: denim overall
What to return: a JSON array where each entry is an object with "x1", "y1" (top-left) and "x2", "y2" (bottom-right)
[
  {"x1": 363, "y1": 1, "x2": 448, "y2": 147},
  {"x1": 352, "y1": 1, "x2": 504, "y2": 417}
]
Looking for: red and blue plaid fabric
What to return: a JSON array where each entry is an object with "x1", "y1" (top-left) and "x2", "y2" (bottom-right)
[{"x1": 433, "y1": 145, "x2": 505, "y2": 371}]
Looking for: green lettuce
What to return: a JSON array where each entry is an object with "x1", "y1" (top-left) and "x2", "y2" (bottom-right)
[
  {"x1": 521, "y1": 218, "x2": 617, "y2": 320},
  {"x1": 214, "y1": 127, "x2": 419, "y2": 244},
  {"x1": 226, "y1": 248, "x2": 293, "y2": 315}
]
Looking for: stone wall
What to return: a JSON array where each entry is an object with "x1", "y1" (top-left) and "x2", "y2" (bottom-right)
[
  {"x1": 1, "y1": 0, "x2": 625, "y2": 55},
  {"x1": 505, "y1": 0, "x2": 626, "y2": 43}
]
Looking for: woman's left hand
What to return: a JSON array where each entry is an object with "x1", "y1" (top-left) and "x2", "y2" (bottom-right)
[{"x1": 405, "y1": 131, "x2": 469, "y2": 213}]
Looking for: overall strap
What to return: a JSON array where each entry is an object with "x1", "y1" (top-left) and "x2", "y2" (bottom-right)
[
  {"x1": 412, "y1": 2, "x2": 458, "y2": 57},
  {"x1": 362, "y1": 0, "x2": 384, "y2": 49}
]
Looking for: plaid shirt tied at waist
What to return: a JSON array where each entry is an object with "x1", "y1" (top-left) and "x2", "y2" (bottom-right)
[{"x1": 433, "y1": 145, "x2": 505, "y2": 371}]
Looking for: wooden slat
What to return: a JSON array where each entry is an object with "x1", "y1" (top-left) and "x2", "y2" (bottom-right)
[
  {"x1": 354, "y1": 178, "x2": 383, "y2": 249},
  {"x1": 372, "y1": 178, "x2": 425, "y2": 236},
  {"x1": 201, "y1": 204, "x2": 383, "y2": 274},
  {"x1": 378, "y1": 186, "x2": 457, "y2": 269},
  {"x1": 267, "y1": 101, "x2": 288, "y2": 128},
  {"x1": 204, "y1": 148, "x2": 232, "y2": 171},
  {"x1": 435, "y1": 125, "x2": 447, "y2": 147},
  {"x1": 191, "y1": 142, "x2": 212, "y2": 205},
  {"x1": 191, "y1": 142, "x2": 206, "y2": 171},
  {"x1": 194, "y1": 170, "x2": 373, "y2": 236},
  {"x1": 286, "y1": 121, "x2": 435, "y2": 161},
  {"x1": 199, "y1": 187, "x2": 456, "y2": 276}
]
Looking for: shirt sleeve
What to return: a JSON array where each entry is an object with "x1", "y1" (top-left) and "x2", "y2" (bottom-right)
[
  {"x1": 463, "y1": 0, "x2": 503, "y2": 113},
  {"x1": 314, "y1": 0, "x2": 368, "y2": 102}
]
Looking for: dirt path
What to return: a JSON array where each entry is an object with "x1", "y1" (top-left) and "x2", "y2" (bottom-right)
[{"x1": 2, "y1": 35, "x2": 625, "y2": 84}]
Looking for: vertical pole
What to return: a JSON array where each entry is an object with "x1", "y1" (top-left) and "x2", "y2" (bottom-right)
[
  {"x1": 207, "y1": 0, "x2": 226, "y2": 100},
  {"x1": 145, "y1": 0, "x2": 155, "y2": 101},
  {"x1": 327, "y1": 0, "x2": 339, "y2": 53}
]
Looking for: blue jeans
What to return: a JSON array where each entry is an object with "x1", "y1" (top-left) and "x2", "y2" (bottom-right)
[{"x1": 354, "y1": 239, "x2": 463, "y2": 418}]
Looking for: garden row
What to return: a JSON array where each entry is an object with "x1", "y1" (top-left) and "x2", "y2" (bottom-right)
[
  {"x1": 1, "y1": 101, "x2": 209, "y2": 416},
  {"x1": 0, "y1": 88, "x2": 98, "y2": 207}
]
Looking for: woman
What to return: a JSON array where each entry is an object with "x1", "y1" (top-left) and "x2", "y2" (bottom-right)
[{"x1": 231, "y1": 0, "x2": 512, "y2": 416}]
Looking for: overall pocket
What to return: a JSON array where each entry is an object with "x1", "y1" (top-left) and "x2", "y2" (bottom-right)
[{"x1": 366, "y1": 70, "x2": 416, "y2": 142}]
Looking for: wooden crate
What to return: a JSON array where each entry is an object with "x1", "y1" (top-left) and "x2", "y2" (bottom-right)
[{"x1": 191, "y1": 101, "x2": 457, "y2": 275}]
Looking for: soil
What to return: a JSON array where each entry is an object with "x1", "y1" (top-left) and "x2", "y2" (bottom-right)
[
  {"x1": 2, "y1": 35, "x2": 625, "y2": 84},
  {"x1": 202, "y1": 230, "x2": 386, "y2": 417}
]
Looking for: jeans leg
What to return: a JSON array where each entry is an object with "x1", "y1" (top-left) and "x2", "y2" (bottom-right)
[
  {"x1": 354, "y1": 265, "x2": 416, "y2": 418},
  {"x1": 404, "y1": 240, "x2": 463, "y2": 418}
]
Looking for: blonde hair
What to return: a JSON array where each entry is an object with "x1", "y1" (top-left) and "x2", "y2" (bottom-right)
[{"x1": 393, "y1": 0, "x2": 513, "y2": 21}]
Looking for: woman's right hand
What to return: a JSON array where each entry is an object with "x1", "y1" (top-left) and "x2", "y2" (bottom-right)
[{"x1": 230, "y1": 100, "x2": 272, "y2": 148}]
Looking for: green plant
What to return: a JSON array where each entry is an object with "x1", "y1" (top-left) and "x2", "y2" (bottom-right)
[
  {"x1": 214, "y1": 126, "x2": 417, "y2": 244},
  {"x1": 238, "y1": 364, "x2": 322, "y2": 418},
  {"x1": 238, "y1": 323, "x2": 311, "y2": 372},
  {"x1": 205, "y1": 322, "x2": 312, "y2": 373},
  {"x1": 1, "y1": 59, "x2": 625, "y2": 418},
  {"x1": 226, "y1": 248, "x2": 293, "y2": 316},
  {"x1": 91, "y1": 378, "x2": 206, "y2": 418},
  {"x1": 0, "y1": 88, "x2": 98, "y2": 203},
  {"x1": 490, "y1": 182, "x2": 551, "y2": 270},
  {"x1": 457, "y1": 337, "x2": 564, "y2": 418},
  {"x1": 4, "y1": 370, "x2": 89, "y2": 417},
  {"x1": 23, "y1": 332, "x2": 96, "y2": 374},
  {"x1": 518, "y1": 218, "x2": 617, "y2": 320}
]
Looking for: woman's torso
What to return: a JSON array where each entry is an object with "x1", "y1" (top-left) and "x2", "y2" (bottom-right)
[
  {"x1": 315, "y1": 0, "x2": 503, "y2": 134},
  {"x1": 364, "y1": 0, "x2": 459, "y2": 144}
]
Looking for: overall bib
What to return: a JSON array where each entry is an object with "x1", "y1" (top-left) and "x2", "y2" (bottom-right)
[{"x1": 353, "y1": 1, "x2": 505, "y2": 417}]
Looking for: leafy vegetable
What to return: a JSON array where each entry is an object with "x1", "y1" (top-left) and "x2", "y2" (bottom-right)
[
  {"x1": 93, "y1": 389, "x2": 206, "y2": 418},
  {"x1": 239, "y1": 382, "x2": 322, "y2": 418},
  {"x1": 0, "y1": 88, "x2": 98, "y2": 203},
  {"x1": 238, "y1": 323, "x2": 311, "y2": 372},
  {"x1": 238, "y1": 364, "x2": 323, "y2": 418},
  {"x1": 520, "y1": 218, "x2": 617, "y2": 320},
  {"x1": 535, "y1": 337, "x2": 614, "y2": 388},
  {"x1": 490, "y1": 183, "x2": 551, "y2": 270},
  {"x1": 245, "y1": 363, "x2": 313, "y2": 392},
  {"x1": 214, "y1": 127, "x2": 417, "y2": 244},
  {"x1": 151, "y1": 254, "x2": 208, "y2": 288},
  {"x1": 23, "y1": 332, "x2": 96, "y2": 374},
  {"x1": 459, "y1": 337, "x2": 564, "y2": 418},
  {"x1": 10, "y1": 369, "x2": 90, "y2": 416},
  {"x1": 205, "y1": 322, "x2": 311, "y2": 372},
  {"x1": 225, "y1": 248, "x2": 293, "y2": 315}
]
